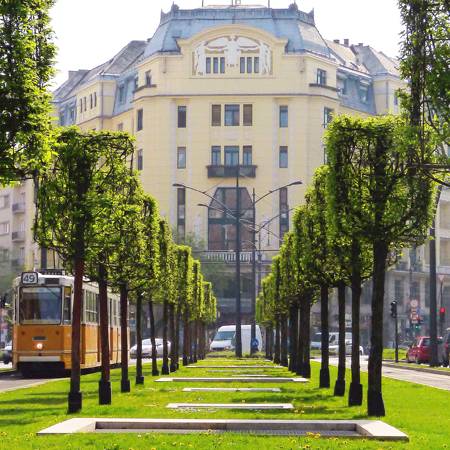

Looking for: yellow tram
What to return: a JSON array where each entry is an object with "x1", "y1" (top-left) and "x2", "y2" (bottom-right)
[{"x1": 12, "y1": 270, "x2": 122, "y2": 376}]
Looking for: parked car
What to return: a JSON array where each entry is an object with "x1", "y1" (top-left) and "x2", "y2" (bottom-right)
[
  {"x1": 129, "y1": 338, "x2": 171, "y2": 359},
  {"x1": 312, "y1": 332, "x2": 364, "y2": 355},
  {"x1": 406, "y1": 336, "x2": 443, "y2": 364},
  {"x1": 442, "y1": 328, "x2": 450, "y2": 366},
  {"x1": 210, "y1": 325, "x2": 262, "y2": 354},
  {"x1": 1, "y1": 341, "x2": 12, "y2": 364}
]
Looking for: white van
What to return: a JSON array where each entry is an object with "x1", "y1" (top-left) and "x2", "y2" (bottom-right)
[{"x1": 210, "y1": 325, "x2": 262, "y2": 354}]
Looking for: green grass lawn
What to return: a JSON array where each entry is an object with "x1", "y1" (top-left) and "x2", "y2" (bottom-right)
[
  {"x1": 383, "y1": 348, "x2": 408, "y2": 361},
  {"x1": 0, "y1": 358, "x2": 449, "y2": 449}
]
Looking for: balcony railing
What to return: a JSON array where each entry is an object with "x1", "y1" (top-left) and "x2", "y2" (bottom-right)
[
  {"x1": 12, "y1": 202, "x2": 26, "y2": 213},
  {"x1": 11, "y1": 231, "x2": 25, "y2": 242},
  {"x1": 197, "y1": 250, "x2": 275, "y2": 264},
  {"x1": 207, "y1": 165, "x2": 257, "y2": 178}
]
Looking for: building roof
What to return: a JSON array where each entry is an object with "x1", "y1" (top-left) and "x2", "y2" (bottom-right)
[
  {"x1": 325, "y1": 39, "x2": 369, "y2": 74},
  {"x1": 53, "y1": 40, "x2": 146, "y2": 101},
  {"x1": 143, "y1": 4, "x2": 331, "y2": 59},
  {"x1": 351, "y1": 44, "x2": 400, "y2": 77}
]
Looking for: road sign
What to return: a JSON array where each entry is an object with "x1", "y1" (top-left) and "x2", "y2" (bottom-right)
[{"x1": 410, "y1": 299, "x2": 419, "y2": 308}]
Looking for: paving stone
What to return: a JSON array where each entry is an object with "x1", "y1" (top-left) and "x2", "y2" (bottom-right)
[
  {"x1": 155, "y1": 376, "x2": 307, "y2": 383},
  {"x1": 187, "y1": 365, "x2": 283, "y2": 369},
  {"x1": 167, "y1": 402, "x2": 294, "y2": 410},
  {"x1": 182, "y1": 387, "x2": 281, "y2": 392},
  {"x1": 38, "y1": 418, "x2": 409, "y2": 440}
]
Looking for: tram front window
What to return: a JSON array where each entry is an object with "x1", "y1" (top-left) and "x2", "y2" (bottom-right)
[{"x1": 19, "y1": 287, "x2": 62, "y2": 324}]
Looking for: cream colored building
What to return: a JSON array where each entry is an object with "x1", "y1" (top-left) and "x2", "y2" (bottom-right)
[{"x1": 1, "y1": 3, "x2": 448, "y2": 332}]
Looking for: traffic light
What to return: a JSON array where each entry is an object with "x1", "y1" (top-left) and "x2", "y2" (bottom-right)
[
  {"x1": 390, "y1": 301, "x2": 397, "y2": 318},
  {"x1": 440, "y1": 307, "x2": 446, "y2": 322}
]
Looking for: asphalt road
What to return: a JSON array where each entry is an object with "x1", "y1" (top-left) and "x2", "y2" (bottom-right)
[{"x1": 329, "y1": 356, "x2": 450, "y2": 391}]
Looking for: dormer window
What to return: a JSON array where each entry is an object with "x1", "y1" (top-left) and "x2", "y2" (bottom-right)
[
  {"x1": 118, "y1": 85, "x2": 126, "y2": 104},
  {"x1": 337, "y1": 77, "x2": 347, "y2": 95},
  {"x1": 145, "y1": 71, "x2": 152, "y2": 86},
  {"x1": 317, "y1": 69, "x2": 327, "y2": 86},
  {"x1": 359, "y1": 84, "x2": 369, "y2": 103}
]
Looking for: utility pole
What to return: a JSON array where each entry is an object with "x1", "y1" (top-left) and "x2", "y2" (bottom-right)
[
  {"x1": 250, "y1": 188, "x2": 257, "y2": 354},
  {"x1": 235, "y1": 165, "x2": 242, "y2": 357},
  {"x1": 429, "y1": 218, "x2": 439, "y2": 366}
]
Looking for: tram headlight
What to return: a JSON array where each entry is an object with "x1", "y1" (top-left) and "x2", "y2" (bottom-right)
[{"x1": 35, "y1": 342, "x2": 43, "y2": 350}]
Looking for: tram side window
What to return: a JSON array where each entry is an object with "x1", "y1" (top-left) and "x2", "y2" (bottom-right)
[
  {"x1": 85, "y1": 290, "x2": 98, "y2": 323},
  {"x1": 63, "y1": 286, "x2": 71, "y2": 324}
]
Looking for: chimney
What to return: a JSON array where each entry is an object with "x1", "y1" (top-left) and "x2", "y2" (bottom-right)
[
  {"x1": 344, "y1": 38, "x2": 349, "y2": 47},
  {"x1": 358, "y1": 43, "x2": 364, "y2": 47},
  {"x1": 333, "y1": 39, "x2": 340, "y2": 44}
]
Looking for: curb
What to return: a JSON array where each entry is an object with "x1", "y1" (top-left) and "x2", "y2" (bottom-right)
[{"x1": 383, "y1": 362, "x2": 450, "y2": 377}]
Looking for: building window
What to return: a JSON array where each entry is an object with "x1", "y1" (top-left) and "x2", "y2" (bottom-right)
[
  {"x1": 279, "y1": 187, "x2": 289, "y2": 239},
  {"x1": 394, "y1": 279, "x2": 404, "y2": 303},
  {"x1": 137, "y1": 109, "x2": 143, "y2": 131},
  {"x1": 79, "y1": 99, "x2": 83, "y2": 113},
  {"x1": 247, "y1": 57, "x2": 253, "y2": 73},
  {"x1": 145, "y1": 71, "x2": 152, "y2": 86},
  {"x1": 133, "y1": 76, "x2": 138, "y2": 91},
  {"x1": 177, "y1": 147, "x2": 186, "y2": 169},
  {"x1": 117, "y1": 123, "x2": 123, "y2": 131},
  {"x1": 254, "y1": 57, "x2": 260, "y2": 74},
  {"x1": 210, "y1": 57, "x2": 226, "y2": 74},
  {"x1": 337, "y1": 77, "x2": 347, "y2": 95},
  {"x1": 0, "y1": 195, "x2": 9, "y2": 209},
  {"x1": 59, "y1": 113, "x2": 65, "y2": 126},
  {"x1": 206, "y1": 57, "x2": 211, "y2": 74},
  {"x1": 317, "y1": 68, "x2": 327, "y2": 85},
  {"x1": 360, "y1": 84, "x2": 369, "y2": 103},
  {"x1": 243, "y1": 146, "x2": 252, "y2": 166},
  {"x1": 224, "y1": 104, "x2": 240, "y2": 126},
  {"x1": 0, "y1": 248, "x2": 9, "y2": 262},
  {"x1": 118, "y1": 85, "x2": 125, "y2": 104},
  {"x1": 243, "y1": 104, "x2": 253, "y2": 126},
  {"x1": 178, "y1": 105, "x2": 186, "y2": 128},
  {"x1": 213, "y1": 57, "x2": 219, "y2": 74},
  {"x1": 394, "y1": 93, "x2": 398, "y2": 106},
  {"x1": 69, "y1": 107, "x2": 75, "y2": 121},
  {"x1": 211, "y1": 146, "x2": 221, "y2": 165},
  {"x1": 137, "y1": 149, "x2": 143, "y2": 171},
  {"x1": 89, "y1": 94, "x2": 93, "y2": 109},
  {"x1": 0, "y1": 222, "x2": 10, "y2": 235},
  {"x1": 177, "y1": 188, "x2": 186, "y2": 241},
  {"x1": 220, "y1": 57, "x2": 225, "y2": 74},
  {"x1": 208, "y1": 187, "x2": 254, "y2": 251},
  {"x1": 240, "y1": 57, "x2": 245, "y2": 74},
  {"x1": 224, "y1": 146, "x2": 239, "y2": 166},
  {"x1": 211, "y1": 105, "x2": 221, "y2": 126},
  {"x1": 323, "y1": 107, "x2": 333, "y2": 128},
  {"x1": 411, "y1": 281, "x2": 420, "y2": 303},
  {"x1": 93, "y1": 92, "x2": 97, "y2": 107},
  {"x1": 83, "y1": 97, "x2": 87, "y2": 112},
  {"x1": 279, "y1": 146, "x2": 288, "y2": 168},
  {"x1": 279, "y1": 105, "x2": 288, "y2": 128}
]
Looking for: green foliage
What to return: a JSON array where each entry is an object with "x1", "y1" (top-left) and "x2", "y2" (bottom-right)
[
  {"x1": 34, "y1": 128, "x2": 135, "y2": 268},
  {"x1": 175, "y1": 245, "x2": 194, "y2": 315},
  {"x1": 0, "y1": 0, "x2": 56, "y2": 182},
  {"x1": 399, "y1": 0, "x2": 449, "y2": 144}
]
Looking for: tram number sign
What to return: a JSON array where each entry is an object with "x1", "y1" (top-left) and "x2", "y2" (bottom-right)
[{"x1": 21, "y1": 272, "x2": 38, "y2": 285}]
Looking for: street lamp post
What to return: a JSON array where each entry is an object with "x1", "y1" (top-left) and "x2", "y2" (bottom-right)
[{"x1": 235, "y1": 166, "x2": 243, "y2": 357}]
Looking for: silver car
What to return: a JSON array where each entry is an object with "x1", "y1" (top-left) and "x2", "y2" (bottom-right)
[{"x1": 129, "y1": 338, "x2": 171, "y2": 359}]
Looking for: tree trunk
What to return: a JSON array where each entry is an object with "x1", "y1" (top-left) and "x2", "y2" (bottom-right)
[
  {"x1": 161, "y1": 299, "x2": 170, "y2": 374},
  {"x1": 334, "y1": 281, "x2": 346, "y2": 396},
  {"x1": 297, "y1": 301, "x2": 305, "y2": 376},
  {"x1": 198, "y1": 322, "x2": 206, "y2": 360},
  {"x1": 274, "y1": 319, "x2": 281, "y2": 364},
  {"x1": 148, "y1": 297, "x2": 159, "y2": 376},
  {"x1": 349, "y1": 239, "x2": 363, "y2": 406},
  {"x1": 280, "y1": 316, "x2": 289, "y2": 367},
  {"x1": 367, "y1": 240, "x2": 388, "y2": 416},
  {"x1": 68, "y1": 256, "x2": 84, "y2": 413},
  {"x1": 135, "y1": 291, "x2": 144, "y2": 385},
  {"x1": 120, "y1": 284, "x2": 130, "y2": 393},
  {"x1": 265, "y1": 327, "x2": 270, "y2": 359},
  {"x1": 169, "y1": 303, "x2": 177, "y2": 372},
  {"x1": 175, "y1": 308, "x2": 181, "y2": 370},
  {"x1": 320, "y1": 285, "x2": 330, "y2": 388},
  {"x1": 193, "y1": 320, "x2": 198, "y2": 363},
  {"x1": 302, "y1": 300, "x2": 311, "y2": 378},
  {"x1": 98, "y1": 263, "x2": 111, "y2": 403},
  {"x1": 288, "y1": 305, "x2": 298, "y2": 372},
  {"x1": 183, "y1": 310, "x2": 190, "y2": 366}
]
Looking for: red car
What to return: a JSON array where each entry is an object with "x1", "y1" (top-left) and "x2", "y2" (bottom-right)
[{"x1": 406, "y1": 336, "x2": 443, "y2": 364}]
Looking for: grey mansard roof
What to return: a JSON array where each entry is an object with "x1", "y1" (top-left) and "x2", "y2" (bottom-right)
[{"x1": 143, "y1": 4, "x2": 331, "y2": 59}]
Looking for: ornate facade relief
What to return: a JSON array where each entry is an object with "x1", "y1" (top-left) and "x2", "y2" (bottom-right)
[{"x1": 193, "y1": 35, "x2": 272, "y2": 75}]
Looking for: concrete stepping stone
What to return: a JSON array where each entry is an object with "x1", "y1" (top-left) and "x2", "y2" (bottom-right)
[
  {"x1": 167, "y1": 402, "x2": 294, "y2": 410},
  {"x1": 231, "y1": 374, "x2": 269, "y2": 377},
  {"x1": 182, "y1": 387, "x2": 281, "y2": 392},
  {"x1": 155, "y1": 376, "x2": 307, "y2": 383},
  {"x1": 38, "y1": 418, "x2": 409, "y2": 440}
]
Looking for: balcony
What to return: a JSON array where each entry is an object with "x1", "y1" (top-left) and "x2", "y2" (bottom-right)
[
  {"x1": 207, "y1": 165, "x2": 257, "y2": 178},
  {"x1": 11, "y1": 231, "x2": 25, "y2": 242},
  {"x1": 12, "y1": 202, "x2": 26, "y2": 213}
]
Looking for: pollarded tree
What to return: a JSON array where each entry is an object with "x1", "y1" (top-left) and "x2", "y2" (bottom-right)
[
  {"x1": 326, "y1": 114, "x2": 437, "y2": 416},
  {"x1": 34, "y1": 128, "x2": 134, "y2": 412},
  {"x1": 175, "y1": 245, "x2": 194, "y2": 366},
  {"x1": 199, "y1": 282, "x2": 217, "y2": 358},
  {"x1": 0, "y1": 0, "x2": 55, "y2": 182},
  {"x1": 155, "y1": 219, "x2": 177, "y2": 375},
  {"x1": 190, "y1": 260, "x2": 203, "y2": 363},
  {"x1": 258, "y1": 274, "x2": 276, "y2": 360}
]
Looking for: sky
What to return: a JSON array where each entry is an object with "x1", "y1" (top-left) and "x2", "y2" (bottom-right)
[{"x1": 50, "y1": 0, "x2": 403, "y2": 87}]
